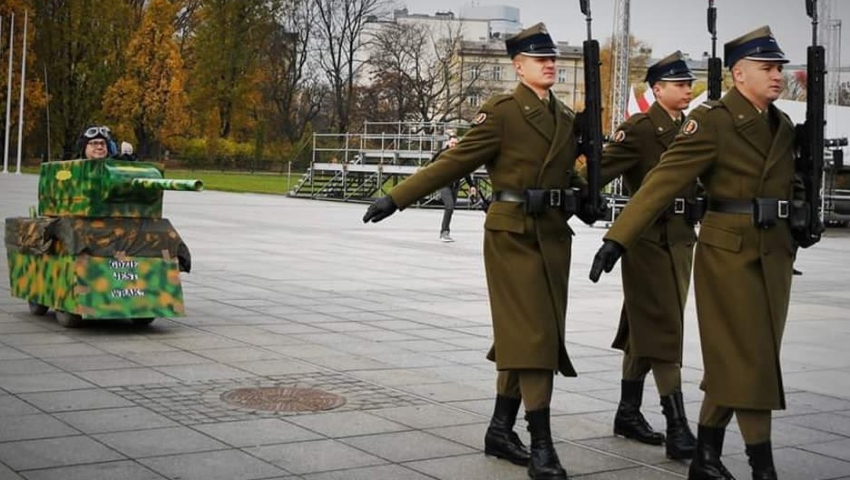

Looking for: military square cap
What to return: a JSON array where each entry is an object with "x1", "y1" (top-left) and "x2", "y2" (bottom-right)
[
  {"x1": 724, "y1": 25, "x2": 788, "y2": 68},
  {"x1": 505, "y1": 22, "x2": 558, "y2": 58},
  {"x1": 644, "y1": 51, "x2": 696, "y2": 85}
]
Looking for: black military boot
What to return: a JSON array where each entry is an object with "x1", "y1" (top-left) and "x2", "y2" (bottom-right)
[
  {"x1": 614, "y1": 379, "x2": 665, "y2": 445},
  {"x1": 688, "y1": 425, "x2": 736, "y2": 480},
  {"x1": 484, "y1": 395, "x2": 530, "y2": 466},
  {"x1": 745, "y1": 442, "x2": 778, "y2": 480},
  {"x1": 526, "y1": 408, "x2": 568, "y2": 480},
  {"x1": 660, "y1": 391, "x2": 697, "y2": 460}
]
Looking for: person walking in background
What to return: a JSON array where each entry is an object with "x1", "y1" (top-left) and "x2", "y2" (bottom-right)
[{"x1": 434, "y1": 131, "x2": 477, "y2": 242}]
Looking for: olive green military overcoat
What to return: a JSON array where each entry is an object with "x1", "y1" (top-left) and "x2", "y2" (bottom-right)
[
  {"x1": 389, "y1": 83, "x2": 585, "y2": 377},
  {"x1": 601, "y1": 102, "x2": 697, "y2": 363},
  {"x1": 605, "y1": 87, "x2": 798, "y2": 409}
]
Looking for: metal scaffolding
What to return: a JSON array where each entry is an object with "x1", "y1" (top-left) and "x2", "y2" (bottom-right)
[{"x1": 609, "y1": 0, "x2": 631, "y2": 135}]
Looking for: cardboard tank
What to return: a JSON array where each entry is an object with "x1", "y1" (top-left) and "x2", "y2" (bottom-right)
[{"x1": 4, "y1": 158, "x2": 202, "y2": 327}]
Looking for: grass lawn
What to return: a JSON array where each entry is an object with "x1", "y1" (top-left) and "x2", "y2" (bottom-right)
[
  {"x1": 18, "y1": 165, "x2": 304, "y2": 195},
  {"x1": 163, "y1": 170, "x2": 304, "y2": 195}
]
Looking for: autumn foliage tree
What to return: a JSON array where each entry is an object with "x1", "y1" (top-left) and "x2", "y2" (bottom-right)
[
  {"x1": 188, "y1": 0, "x2": 279, "y2": 140},
  {"x1": 0, "y1": 1, "x2": 48, "y2": 159},
  {"x1": 598, "y1": 35, "x2": 651, "y2": 135},
  {"x1": 103, "y1": 0, "x2": 190, "y2": 158},
  {"x1": 32, "y1": 0, "x2": 136, "y2": 158}
]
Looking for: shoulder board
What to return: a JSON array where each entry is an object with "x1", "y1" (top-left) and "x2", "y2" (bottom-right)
[
  {"x1": 482, "y1": 94, "x2": 512, "y2": 109},
  {"x1": 697, "y1": 100, "x2": 723, "y2": 110}
]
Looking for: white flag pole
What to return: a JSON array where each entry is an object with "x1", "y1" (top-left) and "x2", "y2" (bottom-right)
[
  {"x1": 3, "y1": 13, "x2": 13, "y2": 175},
  {"x1": 0, "y1": 14, "x2": 5, "y2": 174},
  {"x1": 15, "y1": 10, "x2": 27, "y2": 174}
]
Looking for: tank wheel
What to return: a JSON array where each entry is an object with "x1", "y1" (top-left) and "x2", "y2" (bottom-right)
[
  {"x1": 131, "y1": 318, "x2": 156, "y2": 326},
  {"x1": 55, "y1": 310, "x2": 84, "y2": 328},
  {"x1": 28, "y1": 302, "x2": 49, "y2": 316}
]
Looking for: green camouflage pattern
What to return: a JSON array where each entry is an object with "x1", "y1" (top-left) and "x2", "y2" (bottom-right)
[
  {"x1": 130, "y1": 178, "x2": 204, "y2": 191},
  {"x1": 7, "y1": 251, "x2": 184, "y2": 319},
  {"x1": 5, "y1": 216, "x2": 191, "y2": 271},
  {"x1": 6, "y1": 158, "x2": 198, "y2": 321},
  {"x1": 38, "y1": 158, "x2": 203, "y2": 218}
]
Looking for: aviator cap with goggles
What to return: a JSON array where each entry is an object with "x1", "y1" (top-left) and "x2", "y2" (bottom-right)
[{"x1": 77, "y1": 125, "x2": 117, "y2": 157}]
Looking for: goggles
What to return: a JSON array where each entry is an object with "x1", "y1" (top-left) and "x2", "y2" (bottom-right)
[{"x1": 83, "y1": 126, "x2": 111, "y2": 139}]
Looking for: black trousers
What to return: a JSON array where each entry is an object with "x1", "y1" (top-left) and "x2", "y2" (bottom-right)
[{"x1": 440, "y1": 185, "x2": 459, "y2": 233}]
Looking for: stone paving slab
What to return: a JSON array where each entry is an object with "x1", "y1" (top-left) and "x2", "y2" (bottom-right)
[{"x1": 2, "y1": 174, "x2": 850, "y2": 479}]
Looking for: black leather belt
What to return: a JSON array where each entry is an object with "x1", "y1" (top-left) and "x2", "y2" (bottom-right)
[
  {"x1": 657, "y1": 197, "x2": 706, "y2": 224},
  {"x1": 708, "y1": 197, "x2": 791, "y2": 228},
  {"x1": 493, "y1": 189, "x2": 577, "y2": 215},
  {"x1": 708, "y1": 198, "x2": 789, "y2": 218}
]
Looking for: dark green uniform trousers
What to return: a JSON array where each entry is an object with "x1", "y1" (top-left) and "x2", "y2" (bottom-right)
[
  {"x1": 622, "y1": 351, "x2": 681, "y2": 396},
  {"x1": 496, "y1": 370, "x2": 553, "y2": 411},
  {"x1": 700, "y1": 398, "x2": 771, "y2": 444}
]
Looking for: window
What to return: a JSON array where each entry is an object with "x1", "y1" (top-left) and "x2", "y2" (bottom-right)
[
  {"x1": 469, "y1": 65, "x2": 481, "y2": 79},
  {"x1": 557, "y1": 68, "x2": 567, "y2": 83},
  {"x1": 467, "y1": 93, "x2": 481, "y2": 107},
  {"x1": 491, "y1": 65, "x2": 503, "y2": 81}
]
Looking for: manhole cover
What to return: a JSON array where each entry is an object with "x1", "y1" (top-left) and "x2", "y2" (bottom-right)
[{"x1": 220, "y1": 386, "x2": 346, "y2": 412}]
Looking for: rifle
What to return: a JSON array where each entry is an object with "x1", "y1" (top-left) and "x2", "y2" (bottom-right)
[
  {"x1": 706, "y1": 0, "x2": 722, "y2": 100},
  {"x1": 795, "y1": 0, "x2": 826, "y2": 246},
  {"x1": 578, "y1": 0, "x2": 603, "y2": 217}
]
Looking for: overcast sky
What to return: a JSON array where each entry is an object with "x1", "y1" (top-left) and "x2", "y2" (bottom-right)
[{"x1": 401, "y1": 0, "x2": 850, "y2": 68}]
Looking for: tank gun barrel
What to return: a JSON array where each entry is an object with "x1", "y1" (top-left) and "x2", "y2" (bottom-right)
[{"x1": 128, "y1": 178, "x2": 204, "y2": 192}]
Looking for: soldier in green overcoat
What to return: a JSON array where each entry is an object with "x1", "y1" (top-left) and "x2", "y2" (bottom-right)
[
  {"x1": 364, "y1": 23, "x2": 595, "y2": 480},
  {"x1": 587, "y1": 52, "x2": 699, "y2": 460},
  {"x1": 589, "y1": 27, "x2": 819, "y2": 480}
]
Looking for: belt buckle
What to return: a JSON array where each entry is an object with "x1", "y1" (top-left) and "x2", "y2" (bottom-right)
[
  {"x1": 778, "y1": 200, "x2": 789, "y2": 219},
  {"x1": 549, "y1": 189, "x2": 562, "y2": 208},
  {"x1": 674, "y1": 198, "x2": 686, "y2": 214}
]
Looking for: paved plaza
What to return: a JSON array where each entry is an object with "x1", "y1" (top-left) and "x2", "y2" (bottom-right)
[{"x1": 1, "y1": 172, "x2": 850, "y2": 480}]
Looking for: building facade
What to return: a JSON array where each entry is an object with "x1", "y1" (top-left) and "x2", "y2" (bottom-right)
[
  {"x1": 358, "y1": 6, "x2": 585, "y2": 124},
  {"x1": 456, "y1": 39, "x2": 584, "y2": 120}
]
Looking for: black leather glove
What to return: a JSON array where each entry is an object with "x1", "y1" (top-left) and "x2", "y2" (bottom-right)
[
  {"x1": 589, "y1": 239, "x2": 624, "y2": 283},
  {"x1": 576, "y1": 193, "x2": 609, "y2": 226},
  {"x1": 362, "y1": 196, "x2": 398, "y2": 223}
]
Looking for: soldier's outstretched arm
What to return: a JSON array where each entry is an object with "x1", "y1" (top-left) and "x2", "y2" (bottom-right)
[{"x1": 589, "y1": 239, "x2": 624, "y2": 283}]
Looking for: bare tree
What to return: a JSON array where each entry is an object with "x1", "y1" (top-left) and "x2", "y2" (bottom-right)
[
  {"x1": 174, "y1": 0, "x2": 204, "y2": 58},
  {"x1": 313, "y1": 0, "x2": 386, "y2": 133},
  {"x1": 260, "y1": 0, "x2": 324, "y2": 143},
  {"x1": 364, "y1": 21, "x2": 490, "y2": 127},
  {"x1": 781, "y1": 70, "x2": 807, "y2": 101}
]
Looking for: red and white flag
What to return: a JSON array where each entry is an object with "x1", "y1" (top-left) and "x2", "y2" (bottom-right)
[{"x1": 626, "y1": 85, "x2": 654, "y2": 118}]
